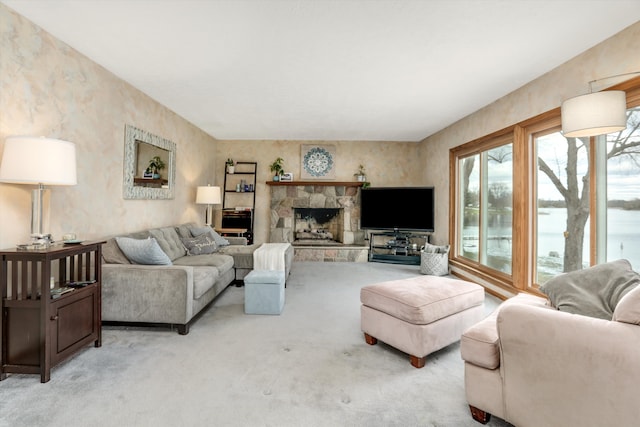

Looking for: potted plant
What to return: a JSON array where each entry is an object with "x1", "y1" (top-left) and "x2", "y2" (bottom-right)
[
  {"x1": 226, "y1": 158, "x2": 235, "y2": 174},
  {"x1": 269, "y1": 157, "x2": 285, "y2": 181},
  {"x1": 354, "y1": 164, "x2": 367, "y2": 182},
  {"x1": 147, "y1": 156, "x2": 166, "y2": 179}
]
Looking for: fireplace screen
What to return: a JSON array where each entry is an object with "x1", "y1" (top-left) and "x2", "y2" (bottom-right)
[{"x1": 294, "y1": 208, "x2": 343, "y2": 244}]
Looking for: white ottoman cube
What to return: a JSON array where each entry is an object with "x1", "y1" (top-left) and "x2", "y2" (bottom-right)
[{"x1": 244, "y1": 270, "x2": 286, "y2": 315}]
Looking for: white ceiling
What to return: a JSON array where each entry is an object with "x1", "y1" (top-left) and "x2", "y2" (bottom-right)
[{"x1": 3, "y1": 1, "x2": 640, "y2": 142}]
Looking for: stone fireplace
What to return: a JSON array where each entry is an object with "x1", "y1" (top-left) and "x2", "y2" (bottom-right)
[{"x1": 268, "y1": 182, "x2": 368, "y2": 262}]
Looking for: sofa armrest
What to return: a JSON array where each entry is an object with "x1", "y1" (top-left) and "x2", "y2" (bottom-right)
[
  {"x1": 497, "y1": 304, "x2": 640, "y2": 426},
  {"x1": 102, "y1": 264, "x2": 194, "y2": 324},
  {"x1": 226, "y1": 236, "x2": 247, "y2": 245}
]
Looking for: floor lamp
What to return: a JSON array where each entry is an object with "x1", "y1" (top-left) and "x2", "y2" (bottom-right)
[
  {"x1": 0, "y1": 136, "x2": 77, "y2": 247},
  {"x1": 196, "y1": 185, "x2": 221, "y2": 227}
]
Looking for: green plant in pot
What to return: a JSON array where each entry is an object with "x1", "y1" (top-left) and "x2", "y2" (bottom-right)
[
  {"x1": 226, "y1": 158, "x2": 235, "y2": 174},
  {"x1": 269, "y1": 157, "x2": 285, "y2": 181},
  {"x1": 147, "y1": 156, "x2": 166, "y2": 179},
  {"x1": 354, "y1": 164, "x2": 367, "y2": 182}
]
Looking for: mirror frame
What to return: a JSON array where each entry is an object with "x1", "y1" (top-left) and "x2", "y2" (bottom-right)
[{"x1": 123, "y1": 124, "x2": 176, "y2": 199}]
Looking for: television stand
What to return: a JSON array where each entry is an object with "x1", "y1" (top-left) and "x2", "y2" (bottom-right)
[{"x1": 368, "y1": 231, "x2": 430, "y2": 265}]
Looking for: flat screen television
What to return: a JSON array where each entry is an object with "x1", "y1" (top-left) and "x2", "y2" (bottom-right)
[{"x1": 360, "y1": 187, "x2": 435, "y2": 232}]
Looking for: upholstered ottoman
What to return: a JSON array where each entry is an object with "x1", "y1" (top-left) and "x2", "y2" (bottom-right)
[
  {"x1": 360, "y1": 275, "x2": 485, "y2": 368},
  {"x1": 244, "y1": 270, "x2": 286, "y2": 315}
]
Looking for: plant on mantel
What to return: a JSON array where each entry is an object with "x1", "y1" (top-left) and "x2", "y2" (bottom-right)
[
  {"x1": 354, "y1": 164, "x2": 370, "y2": 188},
  {"x1": 269, "y1": 157, "x2": 285, "y2": 181}
]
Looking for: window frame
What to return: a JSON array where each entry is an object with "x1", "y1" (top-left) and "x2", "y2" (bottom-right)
[{"x1": 449, "y1": 76, "x2": 640, "y2": 296}]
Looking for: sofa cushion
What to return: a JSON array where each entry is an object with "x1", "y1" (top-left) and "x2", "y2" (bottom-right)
[
  {"x1": 613, "y1": 284, "x2": 640, "y2": 325},
  {"x1": 539, "y1": 259, "x2": 640, "y2": 320},
  {"x1": 360, "y1": 275, "x2": 484, "y2": 325},
  {"x1": 460, "y1": 293, "x2": 550, "y2": 370},
  {"x1": 173, "y1": 253, "x2": 234, "y2": 277},
  {"x1": 102, "y1": 238, "x2": 131, "y2": 264},
  {"x1": 189, "y1": 225, "x2": 230, "y2": 247},
  {"x1": 218, "y1": 244, "x2": 261, "y2": 269},
  {"x1": 114, "y1": 237, "x2": 172, "y2": 265},
  {"x1": 192, "y1": 266, "x2": 219, "y2": 299},
  {"x1": 149, "y1": 227, "x2": 187, "y2": 261},
  {"x1": 181, "y1": 234, "x2": 218, "y2": 255}
]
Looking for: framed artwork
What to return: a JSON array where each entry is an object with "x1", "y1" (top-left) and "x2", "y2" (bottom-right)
[
  {"x1": 301, "y1": 144, "x2": 336, "y2": 180},
  {"x1": 281, "y1": 172, "x2": 294, "y2": 182}
]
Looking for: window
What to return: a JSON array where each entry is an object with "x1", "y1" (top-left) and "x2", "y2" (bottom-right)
[
  {"x1": 602, "y1": 106, "x2": 640, "y2": 267},
  {"x1": 534, "y1": 131, "x2": 590, "y2": 284},
  {"x1": 454, "y1": 136, "x2": 513, "y2": 275},
  {"x1": 450, "y1": 77, "x2": 640, "y2": 294}
]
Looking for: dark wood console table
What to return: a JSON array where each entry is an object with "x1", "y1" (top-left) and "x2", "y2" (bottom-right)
[{"x1": 0, "y1": 241, "x2": 104, "y2": 383}]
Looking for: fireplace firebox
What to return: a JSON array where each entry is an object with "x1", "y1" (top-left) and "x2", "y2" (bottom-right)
[{"x1": 294, "y1": 208, "x2": 343, "y2": 244}]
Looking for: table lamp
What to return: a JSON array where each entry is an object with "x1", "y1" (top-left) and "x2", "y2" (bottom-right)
[
  {"x1": 196, "y1": 185, "x2": 221, "y2": 226},
  {"x1": 0, "y1": 136, "x2": 77, "y2": 248}
]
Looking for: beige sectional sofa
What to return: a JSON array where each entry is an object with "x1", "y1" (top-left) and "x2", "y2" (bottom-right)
[
  {"x1": 101, "y1": 223, "x2": 259, "y2": 334},
  {"x1": 461, "y1": 260, "x2": 640, "y2": 426}
]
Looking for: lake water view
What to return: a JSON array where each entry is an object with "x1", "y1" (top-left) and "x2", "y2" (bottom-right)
[{"x1": 463, "y1": 207, "x2": 640, "y2": 278}]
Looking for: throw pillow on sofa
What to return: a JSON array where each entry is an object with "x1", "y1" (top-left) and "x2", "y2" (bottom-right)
[
  {"x1": 115, "y1": 236, "x2": 172, "y2": 265},
  {"x1": 189, "y1": 226, "x2": 230, "y2": 246},
  {"x1": 181, "y1": 234, "x2": 218, "y2": 256},
  {"x1": 539, "y1": 259, "x2": 640, "y2": 320}
]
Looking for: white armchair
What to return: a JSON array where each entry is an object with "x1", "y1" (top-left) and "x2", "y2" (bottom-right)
[{"x1": 461, "y1": 284, "x2": 640, "y2": 426}]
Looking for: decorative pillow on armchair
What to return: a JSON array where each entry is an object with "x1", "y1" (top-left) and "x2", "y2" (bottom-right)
[
  {"x1": 114, "y1": 237, "x2": 172, "y2": 265},
  {"x1": 539, "y1": 259, "x2": 640, "y2": 320},
  {"x1": 181, "y1": 234, "x2": 218, "y2": 256}
]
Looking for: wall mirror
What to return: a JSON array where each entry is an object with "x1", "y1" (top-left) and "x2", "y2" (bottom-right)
[{"x1": 123, "y1": 124, "x2": 176, "y2": 199}]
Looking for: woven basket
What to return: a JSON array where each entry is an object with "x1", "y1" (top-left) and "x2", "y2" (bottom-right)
[{"x1": 420, "y1": 245, "x2": 450, "y2": 276}]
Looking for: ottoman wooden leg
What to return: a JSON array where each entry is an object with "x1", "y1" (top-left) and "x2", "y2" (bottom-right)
[
  {"x1": 364, "y1": 333, "x2": 378, "y2": 345},
  {"x1": 410, "y1": 355, "x2": 426, "y2": 369}
]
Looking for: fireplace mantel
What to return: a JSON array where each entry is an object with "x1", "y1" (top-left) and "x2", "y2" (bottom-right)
[{"x1": 266, "y1": 181, "x2": 364, "y2": 187}]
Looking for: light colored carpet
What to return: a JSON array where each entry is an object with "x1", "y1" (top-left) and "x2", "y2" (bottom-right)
[{"x1": 0, "y1": 262, "x2": 512, "y2": 427}]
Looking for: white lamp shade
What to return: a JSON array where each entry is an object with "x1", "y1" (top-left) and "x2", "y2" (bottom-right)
[
  {"x1": 196, "y1": 185, "x2": 221, "y2": 204},
  {"x1": 0, "y1": 136, "x2": 77, "y2": 185},
  {"x1": 561, "y1": 90, "x2": 627, "y2": 138}
]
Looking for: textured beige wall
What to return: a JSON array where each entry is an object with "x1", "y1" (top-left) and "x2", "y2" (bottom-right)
[
  {"x1": 5, "y1": 2, "x2": 635, "y2": 251},
  {"x1": 0, "y1": 5, "x2": 217, "y2": 248},
  {"x1": 215, "y1": 140, "x2": 422, "y2": 244},
  {"x1": 420, "y1": 21, "x2": 640, "y2": 246}
]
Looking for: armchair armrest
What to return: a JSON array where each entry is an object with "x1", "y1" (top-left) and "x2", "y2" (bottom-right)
[{"x1": 497, "y1": 304, "x2": 640, "y2": 426}]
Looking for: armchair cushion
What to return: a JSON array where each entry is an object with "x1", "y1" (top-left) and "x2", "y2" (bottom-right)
[{"x1": 539, "y1": 259, "x2": 640, "y2": 320}]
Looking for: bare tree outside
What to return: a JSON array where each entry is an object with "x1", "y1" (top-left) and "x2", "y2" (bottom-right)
[{"x1": 538, "y1": 108, "x2": 640, "y2": 273}]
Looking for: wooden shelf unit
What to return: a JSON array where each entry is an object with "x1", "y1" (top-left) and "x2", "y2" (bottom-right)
[
  {"x1": 222, "y1": 161, "x2": 257, "y2": 244},
  {"x1": 0, "y1": 241, "x2": 105, "y2": 383}
]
